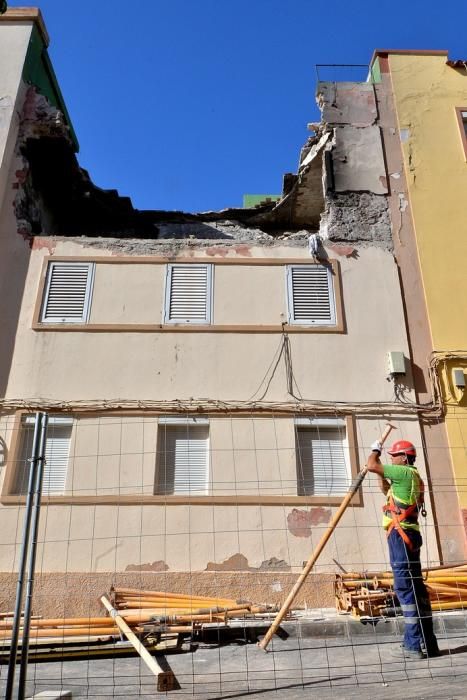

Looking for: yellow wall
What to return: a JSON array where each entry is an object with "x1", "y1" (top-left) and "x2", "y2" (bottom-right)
[{"x1": 389, "y1": 53, "x2": 467, "y2": 505}]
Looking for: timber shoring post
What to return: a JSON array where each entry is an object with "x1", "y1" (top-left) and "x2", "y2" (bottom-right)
[
  {"x1": 100, "y1": 595, "x2": 176, "y2": 692},
  {"x1": 5, "y1": 412, "x2": 45, "y2": 700},
  {"x1": 258, "y1": 422, "x2": 396, "y2": 651},
  {"x1": 18, "y1": 412, "x2": 48, "y2": 700}
]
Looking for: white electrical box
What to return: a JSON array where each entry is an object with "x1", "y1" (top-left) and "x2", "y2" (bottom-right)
[
  {"x1": 387, "y1": 351, "x2": 406, "y2": 376},
  {"x1": 453, "y1": 368, "x2": 466, "y2": 389}
]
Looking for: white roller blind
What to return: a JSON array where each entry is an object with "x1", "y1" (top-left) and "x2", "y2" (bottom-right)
[
  {"x1": 156, "y1": 424, "x2": 209, "y2": 495},
  {"x1": 296, "y1": 426, "x2": 350, "y2": 496},
  {"x1": 41, "y1": 262, "x2": 94, "y2": 323},
  {"x1": 287, "y1": 265, "x2": 336, "y2": 325},
  {"x1": 16, "y1": 418, "x2": 72, "y2": 495},
  {"x1": 165, "y1": 265, "x2": 212, "y2": 323}
]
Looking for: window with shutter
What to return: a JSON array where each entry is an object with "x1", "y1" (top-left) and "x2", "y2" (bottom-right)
[
  {"x1": 14, "y1": 416, "x2": 73, "y2": 495},
  {"x1": 456, "y1": 107, "x2": 467, "y2": 159},
  {"x1": 41, "y1": 262, "x2": 95, "y2": 323},
  {"x1": 164, "y1": 264, "x2": 212, "y2": 324},
  {"x1": 461, "y1": 111, "x2": 467, "y2": 137},
  {"x1": 155, "y1": 419, "x2": 209, "y2": 495},
  {"x1": 287, "y1": 264, "x2": 336, "y2": 326},
  {"x1": 296, "y1": 420, "x2": 350, "y2": 496}
]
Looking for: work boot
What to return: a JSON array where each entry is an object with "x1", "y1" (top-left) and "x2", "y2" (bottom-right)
[
  {"x1": 424, "y1": 645, "x2": 441, "y2": 657},
  {"x1": 391, "y1": 646, "x2": 425, "y2": 660}
]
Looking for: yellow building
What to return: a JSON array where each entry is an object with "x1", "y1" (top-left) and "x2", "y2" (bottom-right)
[{"x1": 371, "y1": 50, "x2": 467, "y2": 526}]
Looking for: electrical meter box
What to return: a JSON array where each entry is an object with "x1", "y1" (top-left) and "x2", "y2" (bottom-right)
[{"x1": 386, "y1": 351, "x2": 406, "y2": 376}]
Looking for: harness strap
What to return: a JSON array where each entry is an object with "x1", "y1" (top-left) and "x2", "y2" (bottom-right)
[{"x1": 383, "y1": 495, "x2": 418, "y2": 551}]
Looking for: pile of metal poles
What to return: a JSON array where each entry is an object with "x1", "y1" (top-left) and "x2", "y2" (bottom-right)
[{"x1": 335, "y1": 562, "x2": 467, "y2": 618}]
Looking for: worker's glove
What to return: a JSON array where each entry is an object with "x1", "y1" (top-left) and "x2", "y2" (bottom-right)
[{"x1": 371, "y1": 441, "x2": 382, "y2": 454}]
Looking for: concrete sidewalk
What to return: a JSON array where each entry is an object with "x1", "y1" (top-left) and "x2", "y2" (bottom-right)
[{"x1": 2, "y1": 613, "x2": 467, "y2": 699}]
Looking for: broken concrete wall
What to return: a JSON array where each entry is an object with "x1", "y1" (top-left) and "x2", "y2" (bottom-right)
[
  {"x1": 317, "y1": 81, "x2": 392, "y2": 249},
  {"x1": 320, "y1": 192, "x2": 391, "y2": 244},
  {"x1": 331, "y1": 126, "x2": 388, "y2": 194},
  {"x1": 318, "y1": 82, "x2": 378, "y2": 126}
]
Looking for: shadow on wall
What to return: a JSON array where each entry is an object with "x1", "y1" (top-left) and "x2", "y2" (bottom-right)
[{"x1": 0, "y1": 214, "x2": 31, "y2": 399}]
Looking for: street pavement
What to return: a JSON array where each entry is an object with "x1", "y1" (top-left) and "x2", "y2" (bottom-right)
[{"x1": 2, "y1": 616, "x2": 467, "y2": 699}]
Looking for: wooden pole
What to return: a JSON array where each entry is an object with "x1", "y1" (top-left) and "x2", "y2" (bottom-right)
[
  {"x1": 258, "y1": 422, "x2": 396, "y2": 651},
  {"x1": 112, "y1": 587, "x2": 237, "y2": 604},
  {"x1": 100, "y1": 595, "x2": 176, "y2": 692}
]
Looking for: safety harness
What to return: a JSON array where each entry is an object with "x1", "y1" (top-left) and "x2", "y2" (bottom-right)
[
  {"x1": 383, "y1": 471, "x2": 425, "y2": 551},
  {"x1": 383, "y1": 495, "x2": 419, "y2": 550}
]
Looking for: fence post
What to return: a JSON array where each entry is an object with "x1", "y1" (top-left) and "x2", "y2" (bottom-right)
[
  {"x1": 17, "y1": 412, "x2": 48, "y2": 700},
  {"x1": 5, "y1": 412, "x2": 47, "y2": 700}
]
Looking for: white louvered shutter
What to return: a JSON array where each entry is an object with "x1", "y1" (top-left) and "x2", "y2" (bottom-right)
[
  {"x1": 157, "y1": 424, "x2": 209, "y2": 495},
  {"x1": 17, "y1": 417, "x2": 72, "y2": 495},
  {"x1": 165, "y1": 265, "x2": 212, "y2": 323},
  {"x1": 41, "y1": 262, "x2": 94, "y2": 323},
  {"x1": 296, "y1": 427, "x2": 350, "y2": 496},
  {"x1": 287, "y1": 265, "x2": 336, "y2": 325}
]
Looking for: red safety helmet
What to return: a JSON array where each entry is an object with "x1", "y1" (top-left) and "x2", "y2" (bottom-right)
[{"x1": 387, "y1": 440, "x2": 416, "y2": 457}]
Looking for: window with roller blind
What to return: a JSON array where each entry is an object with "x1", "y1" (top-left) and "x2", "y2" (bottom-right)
[
  {"x1": 295, "y1": 418, "x2": 351, "y2": 497},
  {"x1": 164, "y1": 264, "x2": 212, "y2": 324},
  {"x1": 286, "y1": 264, "x2": 336, "y2": 326},
  {"x1": 456, "y1": 107, "x2": 467, "y2": 159},
  {"x1": 155, "y1": 418, "x2": 210, "y2": 495},
  {"x1": 13, "y1": 416, "x2": 73, "y2": 495},
  {"x1": 41, "y1": 262, "x2": 95, "y2": 323}
]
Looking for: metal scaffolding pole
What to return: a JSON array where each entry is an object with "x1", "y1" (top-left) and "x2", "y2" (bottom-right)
[
  {"x1": 17, "y1": 412, "x2": 48, "y2": 700},
  {"x1": 5, "y1": 411, "x2": 47, "y2": 700}
]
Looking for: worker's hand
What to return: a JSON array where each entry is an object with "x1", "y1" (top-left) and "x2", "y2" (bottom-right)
[{"x1": 371, "y1": 441, "x2": 382, "y2": 454}]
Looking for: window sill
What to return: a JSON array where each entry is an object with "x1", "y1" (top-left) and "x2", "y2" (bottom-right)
[
  {"x1": 1, "y1": 493, "x2": 362, "y2": 506},
  {"x1": 32, "y1": 323, "x2": 345, "y2": 333}
]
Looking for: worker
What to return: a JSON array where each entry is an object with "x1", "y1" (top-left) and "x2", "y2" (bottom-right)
[{"x1": 367, "y1": 439, "x2": 440, "y2": 659}]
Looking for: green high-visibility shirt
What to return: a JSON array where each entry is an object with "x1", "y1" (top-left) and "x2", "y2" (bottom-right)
[{"x1": 382, "y1": 464, "x2": 422, "y2": 531}]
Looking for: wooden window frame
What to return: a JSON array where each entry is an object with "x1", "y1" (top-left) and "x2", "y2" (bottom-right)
[
  {"x1": 32, "y1": 256, "x2": 345, "y2": 334},
  {"x1": 455, "y1": 107, "x2": 467, "y2": 160},
  {"x1": 1, "y1": 411, "x2": 361, "y2": 506}
]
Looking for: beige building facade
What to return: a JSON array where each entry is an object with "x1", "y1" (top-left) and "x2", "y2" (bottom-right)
[{"x1": 0, "y1": 10, "x2": 458, "y2": 614}]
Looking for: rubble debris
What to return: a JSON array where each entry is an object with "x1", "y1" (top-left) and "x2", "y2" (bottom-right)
[{"x1": 13, "y1": 75, "x2": 395, "y2": 250}]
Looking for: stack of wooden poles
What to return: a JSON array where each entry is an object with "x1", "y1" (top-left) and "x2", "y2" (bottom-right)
[
  {"x1": 335, "y1": 562, "x2": 467, "y2": 618},
  {"x1": 0, "y1": 588, "x2": 277, "y2": 691},
  {"x1": 0, "y1": 587, "x2": 276, "y2": 646},
  {"x1": 111, "y1": 586, "x2": 276, "y2": 625}
]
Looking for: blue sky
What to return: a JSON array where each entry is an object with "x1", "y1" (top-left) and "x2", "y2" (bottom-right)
[{"x1": 10, "y1": 0, "x2": 466, "y2": 212}]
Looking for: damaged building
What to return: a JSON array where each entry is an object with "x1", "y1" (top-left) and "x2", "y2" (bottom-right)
[{"x1": 0, "y1": 9, "x2": 465, "y2": 616}]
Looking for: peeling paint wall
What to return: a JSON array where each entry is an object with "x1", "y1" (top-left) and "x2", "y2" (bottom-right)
[{"x1": 386, "y1": 53, "x2": 467, "y2": 535}]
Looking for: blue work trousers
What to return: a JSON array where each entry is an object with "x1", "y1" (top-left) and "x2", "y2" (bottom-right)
[{"x1": 388, "y1": 528, "x2": 438, "y2": 653}]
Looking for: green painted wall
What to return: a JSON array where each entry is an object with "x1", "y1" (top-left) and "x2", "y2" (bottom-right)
[
  {"x1": 23, "y1": 25, "x2": 78, "y2": 150},
  {"x1": 243, "y1": 194, "x2": 280, "y2": 208},
  {"x1": 369, "y1": 57, "x2": 382, "y2": 84}
]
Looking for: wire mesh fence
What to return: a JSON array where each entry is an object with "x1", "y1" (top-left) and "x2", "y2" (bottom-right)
[{"x1": 0, "y1": 410, "x2": 466, "y2": 697}]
